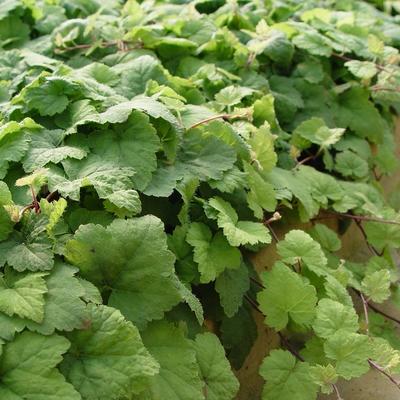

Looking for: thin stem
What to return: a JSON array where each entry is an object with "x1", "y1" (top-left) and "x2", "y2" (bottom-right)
[
  {"x1": 267, "y1": 224, "x2": 279, "y2": 243},
  {"x1": 277, "y1": 332, "x2": 305, "y2": 361},
  {"x1": 360, "y1": 292, "x2": 370, "y2": 335},
  {"x1": 332, "y1": 52, "x2": 388, "y2": 72},
  {"x1": 354, "y1": 289, "x2": 400, "y2": 326},
  {"x1": 368, "y1": 360, "x2": 400, "y2": 389},
  {"x1": 18, "y1": 204, "x2": 35, "y2": 219},
  {"x1": 56, "y1": 40, "x2": 140, "y2": 53},
  {"x1": 189, "y1": 114, "x2": 230, "y2": 129},
  {"x1": 371, "y1": 85, "x2": 400, "y2": 93},
  {"x1": 324, "y1": 210, "x2": 400, "y2": 226},
  {"x1": 354, "y1": 220, "x2": 381, "y2": 257},
  {"x1": 367, "y1": 302, "x2": 400, "y2": 326},
  {"x1": 244, "y1": 295, "x2": 263, "y2": 314},
  {"x1": 30, "y1": 185, "x2": 40, "y2": 214},
  {"x1": 250, "y1": 276, "x2": 265, "y2": 289},
  {"x1": 332, "y1": 383, "x2": 344, "y2": 400},
  {"x1": 294, "y1": 154, "x2": 315, "y2": 169},
  {"x1": 46, "y1": 191, "x2": 58, "y2": 202}
]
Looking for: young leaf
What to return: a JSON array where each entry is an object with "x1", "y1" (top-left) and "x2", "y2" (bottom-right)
[
  {"x1": 309, "y1": 364, "x2": 338, "y2": 395},
  {"x1": 186, "y1": 222, "x2": 241, "y2": 283},
  {"x1": 207, "y1": 197, "x2": 271, "y2": 246},
  {"x1": 361, "y1": 270, "x2": 391, "y2": 303}
]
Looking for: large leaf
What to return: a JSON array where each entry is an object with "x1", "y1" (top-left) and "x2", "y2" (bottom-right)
[
  {"x1": 140, "y1": 320, "x2": 204, "y2": 400},
  {"x1": 0, "y1": 332, "x2": 80, "y2": 399},
  {"x1": 194, "y1": 332, "x2": 239, "y2": 400},
  {"x1": 61, "y1": 304, "x2": 159, "y2": 399},
  {"x1": 65, "y1": 216, "x2": 182, "y2": 328}
]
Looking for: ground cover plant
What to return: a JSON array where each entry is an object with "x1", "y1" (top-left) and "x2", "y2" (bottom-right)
[{"x1": 0, "y1": 0, "x2": 400, "y2": 398}]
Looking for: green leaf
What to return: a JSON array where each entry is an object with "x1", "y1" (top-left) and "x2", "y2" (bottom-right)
[
  {"x1": 194, "y1": 332, "x2": 239, "y2": 400},
  {"x1": 260, "y1": 349, "x2": 318, "y2": 400},
  {"x1": 39, "y1": 198, "x2": 68, "y2": 238},
  {"x1": 207, "y1": 197, "x2": 271, "y2": 246},
  {"x1": 186, "y1": 222, "x2": 241, "y2": 283},
  {"x1": 55, "y1": 100, "x2": 100, "y2": 134},
  {"x1": 361, "y1": 270, "x2": 391, "y2": 303},
  {"x1": 23, "y1": 77, "x2": 79, "y2": 116},
  {"x1": 313, "y1": 299, "x2": 359, "y2": 339},
  {"x1": 244, "y1": 162, "x2": 277, "y2": 218},
  {"x1": 0, "y1": 267, "x2": 47, "y2": 323},
  {"x1": 0, "y1": 118, "x2": 41, "y2": 179},
  {"x1": 335, "y1": 150, "x2": 369, "y2": 178},
  {"x1": 248, "y1": 123, "x2": 277, "y2": 172},
  {"x1": 309, "y1": 364, "x2": 338, "y2": 395},
  {"x1": 0, "y1": 207, "x2": 13, "y2": 241},
  {"x1": 364, "y1": 210, "x2": 400, "y2": 250},
  {"x1": 65, "y1": 216, "x2": 182, "y2": 329},
  {"x1": 309, "y1": 224, "x2": 341, "y2": 252},
  {"x1": 0, "y1": 16, "x2": 29, "y2": 48},
  {"x1": 324, "y1": 332, "x2": 370, "y2": 379},
  {"x1": 345, "y1": 60, "x2": 378, "y2": 80},
  {"x1": 215, "y1": 261, "x2": 249, "y2": 318},
  {"x1": 293, "y1": 117, "x2": 344, "y2": 148},
  {"x1": 257, "y1": 262, "x2": 317, "y2": 330},
  {"x1": 47, "y1": 155, "x2": 139, "y2": 213},
  {"x1": 215, "y1": 85, "x2": 254, "y2": 107},
  {"x1": 221, "y1": 306, "x2": 257, "y2": 370},
  {"x1": 324, "y1": 275, "x2": 353, "y2": 308},
  {"x1": 118, "y1": 55, "x2": 167, "y2": 98},
  {"x1": 99, "y1": 96, "x2": 182, "y2": 137},
  {"x1": 0, "y1": 331, "x2": 79, "y2": 399},
  {"x1": 26, "y1": 262, "x2": 89, "y2": 335},
  {"x1": 22, "y1": 129, "x2": 87, "y2": 172},
  {"x1": 0, "y1": 181, "x2": 14, "y2": 240},
  {"x1": 90, "y1": 110, "x2": 160, "y2": 190},
  {"x1": 292, "y1": 31, "x2": 332, "y2": 57},
  {"x1": 61, "y1": 304, "x2": 159, "y2": 399},
  {"x1": 140, "y1": 320, "x2": 204, "y2": 400},
  {"x1": 0, "y1": 219, "x2": 54, "y2": 272},
  {"x1": 277, "y1": 230, "x2": 327, "y2": 274},
  {"x1": 369, "y1": 337, "x2": 400, "y2": 373},
  {"x1": 337, "y1": 87, "x2": 385, "y2": 143},
  {"x1": 145, "y1": 130, "x2": 236, "y2": 197}
]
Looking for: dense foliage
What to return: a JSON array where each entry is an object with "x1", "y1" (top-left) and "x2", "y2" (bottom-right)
[{"x1": 0, "y1": 0, "x2": 400, "y2": 399}]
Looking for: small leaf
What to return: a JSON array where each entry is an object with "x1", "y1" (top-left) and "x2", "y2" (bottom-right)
[{"x1": 361, "y1": 270, "x2": 391, "y2": 303}]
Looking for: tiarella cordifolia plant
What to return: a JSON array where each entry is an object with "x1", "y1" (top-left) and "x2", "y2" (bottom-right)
[{"x1": 0, "y1": 0, "x2": 400, "y2": 399}]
